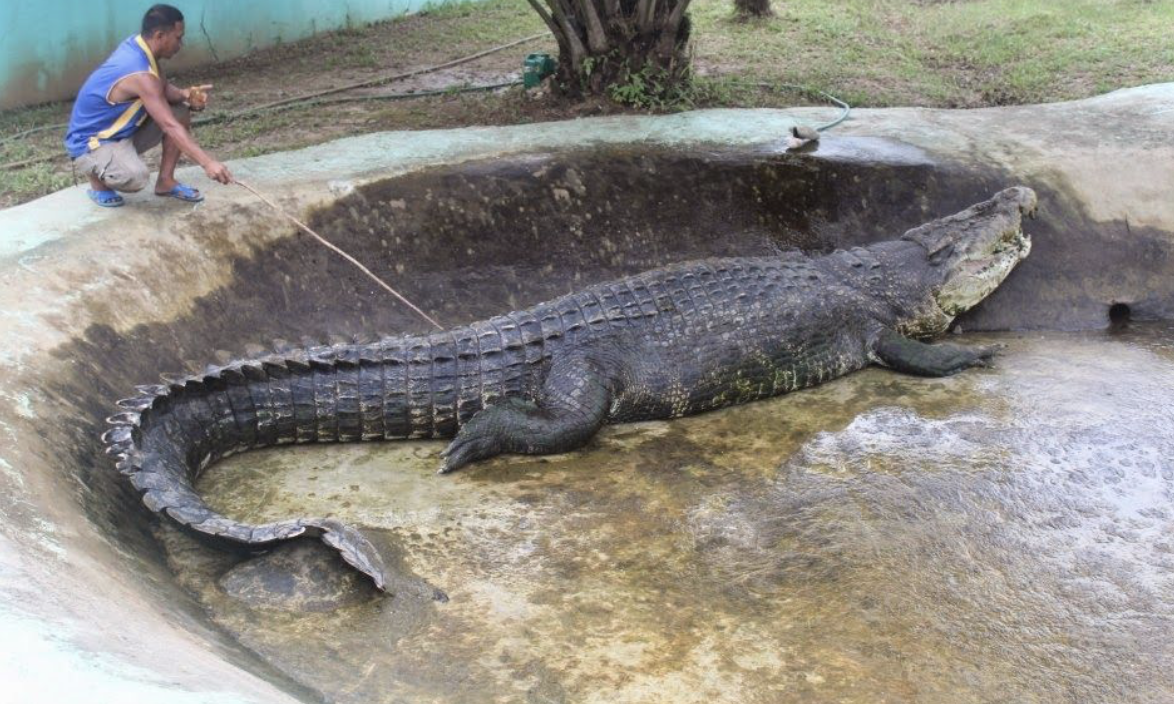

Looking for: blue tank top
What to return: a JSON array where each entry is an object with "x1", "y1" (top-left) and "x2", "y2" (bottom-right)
[{"x1": 64, "y1": 35, "x2": 159, "y2": 158}]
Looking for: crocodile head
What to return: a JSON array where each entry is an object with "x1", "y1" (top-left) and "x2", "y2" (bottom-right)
[{"x1": 897, "y1": 186, "x2": 1036, "y2": 334}]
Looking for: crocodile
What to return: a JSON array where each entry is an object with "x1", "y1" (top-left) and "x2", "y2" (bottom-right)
[{"x1": 102, "y1": 186, "x2": 1037, "y2": 591}]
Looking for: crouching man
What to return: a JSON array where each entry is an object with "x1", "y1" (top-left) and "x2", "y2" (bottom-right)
[{"x1": 64, "y1": 4, "x2": 232, "y2": 207}]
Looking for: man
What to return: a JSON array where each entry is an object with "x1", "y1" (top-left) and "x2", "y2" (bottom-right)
[{"x1": 64, "y1": 4, "x2": 232, "y2": 207}]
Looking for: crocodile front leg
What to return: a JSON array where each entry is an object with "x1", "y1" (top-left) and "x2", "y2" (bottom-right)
[
  {"x1": 873, "y1": 328, "x2": 1003, "y2": 377},
  {"x1": 439, "y1": 353, "x2": 614, "y2": 474}
]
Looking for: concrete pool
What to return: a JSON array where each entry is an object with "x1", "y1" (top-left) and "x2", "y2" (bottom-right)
[{"x1": 1, "y1": 85, "x2": 1172, "y2": 702}]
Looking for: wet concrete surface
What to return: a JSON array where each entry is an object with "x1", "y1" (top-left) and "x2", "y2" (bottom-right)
[{"x1": 169, "y1": 324, "x2": 1174, "y2": 704}]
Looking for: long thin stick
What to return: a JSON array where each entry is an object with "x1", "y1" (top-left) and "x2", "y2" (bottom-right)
[{"x1": 234, "y1": 179, "x2": 445, "y2": 331}]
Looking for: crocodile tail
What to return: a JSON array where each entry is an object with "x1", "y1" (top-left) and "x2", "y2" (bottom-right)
[{"x1": 102, "y1": 351, "x2": 391, "y2": 591}]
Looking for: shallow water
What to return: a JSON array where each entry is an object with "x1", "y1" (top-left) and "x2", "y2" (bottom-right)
[{"x1": 166, "y1": 325, "x2": 1174, "y2": 704}]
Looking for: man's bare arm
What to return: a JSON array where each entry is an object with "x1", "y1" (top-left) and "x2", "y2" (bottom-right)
[
  {"x1": 122, "y1": 73, "x2": 232, "y2": 183},
  {"x1": 163, "y1": 81, "x2": 186, "y2": 105}
]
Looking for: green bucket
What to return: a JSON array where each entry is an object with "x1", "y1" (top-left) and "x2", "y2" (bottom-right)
[{"x1": 523, "y1": 53, "x2": 557, "y2": 89}]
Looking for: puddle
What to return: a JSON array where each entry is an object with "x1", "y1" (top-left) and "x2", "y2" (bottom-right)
[{"x1": 166, "y1": 324, "x2": 1174, "y2": 703}]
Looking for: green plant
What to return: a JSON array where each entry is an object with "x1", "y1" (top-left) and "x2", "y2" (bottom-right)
[{"x1": 607, "y1": 61, "x2": 696, "y2": 110}]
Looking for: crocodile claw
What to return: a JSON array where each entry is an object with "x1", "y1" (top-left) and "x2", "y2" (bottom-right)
[
  {"x1": 438, "y1": 434, "x2": 497, "y2": 475},
  {"x1": 972, "y1": 343, "x2": 1006, "y2": 367}
]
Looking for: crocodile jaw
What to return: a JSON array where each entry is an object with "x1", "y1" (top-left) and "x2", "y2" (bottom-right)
[
  {"x1": 935, "y1": 223, "x2": 1032, "y2": 316},
  {"x1": 900, "y1": 186, "x2": 1037, "y2": 320}
]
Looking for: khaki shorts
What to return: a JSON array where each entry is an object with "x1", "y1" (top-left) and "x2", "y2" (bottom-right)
[{"x1": 73, "y1": 103, "x2": 190, "y2": 193}]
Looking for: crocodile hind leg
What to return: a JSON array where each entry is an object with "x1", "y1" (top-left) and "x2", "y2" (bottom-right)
[
  {"x1": 439, "y1": 353, "x2": 614, "y2": 474},
  {"x1": 873, "y1": 328, "x2": 1003, "y2": 377}
]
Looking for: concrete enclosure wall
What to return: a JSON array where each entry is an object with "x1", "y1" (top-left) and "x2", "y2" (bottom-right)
[{"x1": 0, "y1": 0, "x2": 466, "y2": 110}]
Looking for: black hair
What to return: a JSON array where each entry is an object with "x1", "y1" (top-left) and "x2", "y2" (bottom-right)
[{"x1": 142, "y1": 4, "x2": 184, "y2": 37}]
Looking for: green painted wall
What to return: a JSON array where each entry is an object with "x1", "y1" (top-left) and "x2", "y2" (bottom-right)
[{"x1": 0, "y1": 0, "x2": 455, "y2": 110}]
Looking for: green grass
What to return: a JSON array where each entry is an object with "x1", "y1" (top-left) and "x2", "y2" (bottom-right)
[
  {"x1": 692, "y1": 0, "x2": 1174, "y2": 107},
  {"x1": 3, "y1": 0, "x2": 1173, "y2": 208}
]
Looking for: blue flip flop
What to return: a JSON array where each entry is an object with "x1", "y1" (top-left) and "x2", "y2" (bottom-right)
[
  {"x1": 87, "y1": 189, "x2": 125, "y2": 208},
  {"x1": 156, "y1": 183, "x2": 204, "y2": 203}
]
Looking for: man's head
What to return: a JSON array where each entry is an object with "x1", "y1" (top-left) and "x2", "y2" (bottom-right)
[{"x1": 142, "y1": 4, "x2": 185, "y2": 59}]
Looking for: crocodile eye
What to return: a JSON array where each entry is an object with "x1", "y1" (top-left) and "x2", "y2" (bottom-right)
[{"x1": 930, "y1": 242, "x2": 954, "y2": 264}]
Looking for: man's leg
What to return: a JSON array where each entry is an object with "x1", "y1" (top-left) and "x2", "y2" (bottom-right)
[
  {"x1": 154, "y1": 105, "x2": 188, "y2": 193},
  {"x1": 75, "y1": 140, "x2": 149, "y2": 205},
  {"x1": 86, "y1": 172, "x2": 109, "y2": 192},
  {"x1": 133, "y1": 104, "x2": 191, "y2": 195},
  {"x1": 74, "y1": 146, "x2": 112, "y2": 193},
  {"x1": 84, "y1": 170, "x2": 124, "y2": 207}
]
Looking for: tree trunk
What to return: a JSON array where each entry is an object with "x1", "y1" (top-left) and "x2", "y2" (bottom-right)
[
  {"x1": 526, "y1": 0, "x2": 695, "y2": 105},
  {"x1": 734, "y1": 0, "x2": 773, "y2": 19}
]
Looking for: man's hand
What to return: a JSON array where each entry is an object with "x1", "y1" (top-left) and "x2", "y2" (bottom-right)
[
  {"x1": 203, "y1": 160, "x2": 233, "y2": 184},
  {"x1": 185, "y1": 84, "x2": 213, "y2": 112},
  {"x1": 123, "y1": 74, "x2": 228, "y2": 185}
]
